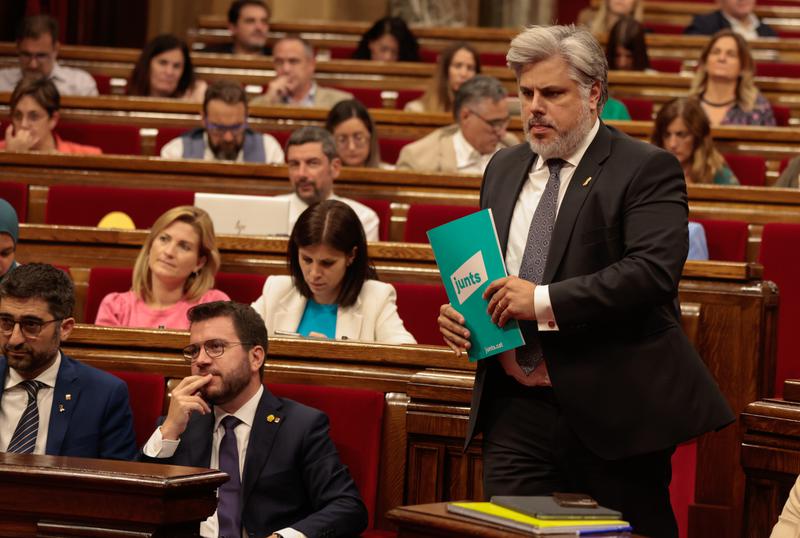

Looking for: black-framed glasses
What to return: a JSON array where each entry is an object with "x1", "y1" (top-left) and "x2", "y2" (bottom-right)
[
  {"x1": 334, "y1": 132, "x2": 370, "y2": 148},
  {"x1": 0, "y1": 315, "x2": 63, "y2": 339},
  {"x1": 468, "y1": 108, "x2": 510, "y2": 131},
  {"x1": 204, "y1": 120, "x2": 248, "y2": 136},
  {"x1": 18, "y1": 51, "x2": 53, "y2": 63},
  {"x1": 182, "y1": 339, "x2": 253, "y2": 362}
]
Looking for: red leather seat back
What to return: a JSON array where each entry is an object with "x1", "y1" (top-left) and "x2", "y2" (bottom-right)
[
  {"x1": 723, "y1": 153, "x2": 766, "y2": 186},
  {"x1": 109, "y1": 370, "x2": 166, "y2": 448},
  {"x1": 378, "y1": 138, "x2": 413, "y2": 165},
  {"x1": 0, "y1": 182, "x2": 28, "y2": 222},
  {"x1": 404, "y1": 204, "x2": 478, "y2": 243},
  {"x1": 759, "y1": 223, "x2": 800, "y2": 396},
  {"x1": 45, "y1": 185, "x2": 194, "y2": 228},
  {"x1": 155, "y1": 126, "x2": 187, "y2": 155},
  {"x1": 394, "y1": 89, "x2": 424, "y2": 110},
  {"x1": 85, "y1": 267, "x2": 133, "y2": 323},
  {"x1": 619, "y1": 97, "x2": 654, "y2": 121},
  {"x1": 691, "y1": 219, "x2": 748, "y2": 261},
  {"x1": 55, "y1": 122, "x2": 140, "y2": 155},
  {"x1": 356, "y1": 198, "x2": 390, "y2": 241},
  {"x1": 215, "y1": 272, "x2": 267, "y2": 304},
  {"x1": 267, "y1": 383, "x2": 384, "y2": 529},
  {"x1": 391, "y1": 281, "x2": 449, "y2": 345}
]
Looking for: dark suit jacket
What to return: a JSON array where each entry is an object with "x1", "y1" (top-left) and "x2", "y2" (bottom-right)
[
  {"x1": 139, "y1": 387, "x2": 367, "y2": 538},
  {"x1": 684, "y1": 10, "x2": 777, "y2": 37},
  {"x1": 468, "y1": 123, "x2": 735, "y2": 460},
  {"x1": 0, "y1": 353, "x2": 137, "y2": 459}
]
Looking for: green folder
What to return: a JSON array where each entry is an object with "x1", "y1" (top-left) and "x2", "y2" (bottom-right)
[{"x1": 427, "y1": 208, "x2": 524, "y2": 360}]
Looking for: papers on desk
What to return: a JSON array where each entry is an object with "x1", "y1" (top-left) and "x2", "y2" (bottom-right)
[
  {"x1": 446, "y1": 501, "x2": 632, "y2": 535},
  {"x1": 427, "y1": 208, "x2": 524, "y2": 360}
]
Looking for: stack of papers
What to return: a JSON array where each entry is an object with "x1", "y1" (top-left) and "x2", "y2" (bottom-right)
[{"x1": 446, "y1": 501, "x2": 632, "y2": 535}]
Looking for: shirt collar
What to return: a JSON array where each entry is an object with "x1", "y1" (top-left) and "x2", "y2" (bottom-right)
[
  {"x1": 453, "y1": 128, "x2": 481, "y2": 167},
  {"x1": 283, "y1": 81, "x2": 317, "y2": 106},
  {"x1": 48, "y1": 62, "x2": 66, "y2": 83},
  {"x1": 5, "y1": 350, "x2": 61, "y2": 390},
  {"x1": 213, "y1": 384, "x2": 263, "y2": 430},
  {"x1": 721, "y1": 11, "x2": 761, "y2": 33},
  {"x1": 532, "y1": 118, "x2": 600, "y2": 173}
]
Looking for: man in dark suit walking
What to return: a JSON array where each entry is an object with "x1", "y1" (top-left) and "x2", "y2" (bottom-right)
[
  {"x1": 684, "y1": 0, "x2": 776, "y2": 38},
  {"x1": 0, "y1": 263, "x2": 136, "y2": 460},
  {"x1": 438, "y1": 25, "x2": 734, "y2": 538},
  {"x1": 140, "y1": 301, "x2": 367, "y2": 538}
]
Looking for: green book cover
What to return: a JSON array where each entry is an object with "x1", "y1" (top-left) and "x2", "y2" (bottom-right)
[{"x1": 427, "y1": 208, "x2": 524, "y2": 360}]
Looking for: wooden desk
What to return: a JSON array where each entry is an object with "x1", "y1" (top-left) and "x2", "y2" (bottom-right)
[
  {"x1": 0, "y1": 453, "x2": 225, "y2": 537},
  {"x1": 386, "y1": 503, "x2": 644, "y2": 538}
]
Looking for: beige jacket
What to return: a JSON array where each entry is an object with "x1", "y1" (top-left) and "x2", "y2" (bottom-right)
[{"x1": 771, "y1": 475, "x2": 800, "y2": 537}]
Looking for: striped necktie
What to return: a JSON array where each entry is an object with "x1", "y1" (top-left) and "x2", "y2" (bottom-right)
[{"x1": 7, "y1": 380, "x2": 45, "y2": 454}]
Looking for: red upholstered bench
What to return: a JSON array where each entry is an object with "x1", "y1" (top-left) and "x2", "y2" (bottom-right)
[
  {"x1": 391, "y1": 281, "x2": 448, "y2": 345},
  {"x1": 356, "y1": 198, "x2": 391, "y2": 241},
  {"x1": 109, "y1": 370, "x2": 166, "y2": 449},
  {"x1": 45, "y1": 184, "x2": 194, "y2": 228},
  {"x1": 394, "y1": 89, "x2": 424, "y2": 110},
  {"x1": 759, "y1": 223, "x2": 800, "y2": 396},
  {"x1": 723, "y1": 153, "x2": 766, "y2": 186},
  {"x1": 266, "y1": 383, "x2": 391, "y2": 536},
  {"x1": 619, "y1": 97, "x2": 654, "y2": 121},
  {"x1": 214, "y1": 272, "x2": 267, "y2": 304},
  {"x1": 690, "y1": 219, "x2": 748, "y2": 262},
  {"x1": 55, "y1": 122, "x2": 142, "y2": 155},
  {"x1": 404, "y1": 204, "x2": 479, "y2": 243},
  {"x1": 0, "y1": 182, "x2": 28, "y2": 222}
]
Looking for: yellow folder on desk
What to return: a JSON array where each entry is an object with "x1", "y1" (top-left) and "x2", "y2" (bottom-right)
[{"x1": 446, "y1": 502, "x2": 632, "y2": 535}]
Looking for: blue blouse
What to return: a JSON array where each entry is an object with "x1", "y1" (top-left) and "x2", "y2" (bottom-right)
[{"x1": 296, "y1": 299, "x2": 338, "y2": 339}]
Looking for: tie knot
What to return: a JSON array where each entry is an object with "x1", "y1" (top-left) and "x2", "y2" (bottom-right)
[
  {"x1": 18, "y1": 380, "x2": 44, "y2": 398},
  {"x1": 546, "y1": 158, "x2": 565, "y2": 177},
  {"x1": 221, "y1": 415, "x2": 241, "y2": 433}
]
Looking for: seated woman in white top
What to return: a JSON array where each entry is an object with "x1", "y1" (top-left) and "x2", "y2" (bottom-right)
[{"x1": 252, "y1": 199, "x2": 416, "y2": 344}]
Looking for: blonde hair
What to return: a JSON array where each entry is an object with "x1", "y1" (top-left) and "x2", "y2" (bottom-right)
[
  {"x1": 651, "y1": 98, "x2": 726, "y2": 184},
  {"x1": 132, "y1": 206, "x2": 221, "y2": 303},
  {"x1": 590, "y1": 0, "x2": 644, "y2": 36},
  {"x1": 689, "y1": 29, "x2": 758, "y2": 112}
]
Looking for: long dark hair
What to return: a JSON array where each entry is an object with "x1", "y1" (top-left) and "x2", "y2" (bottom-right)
[
  {"x1": 288, "y1": 200, "x2": 377, "y2": 307},
  {"x1": 419, "y1": 41, "x2": 481, "y2": 114},
  {"x1": 352, "y1": 16, "x2": 420, "y2": 62},
  {"x1": 325, "y1": 99, "x2": 381, "y2": 167},
  {"x1": 129, "y1": 34, "x2": 196, "y2": 97},
  {"x1": 606, "y1": 17, "x2": 650, "y2": 71}
]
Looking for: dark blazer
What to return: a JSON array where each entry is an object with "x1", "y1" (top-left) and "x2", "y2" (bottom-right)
[
  {"x1": 139, "y1": 387, "x2": 367, "y2": 538},
  {"x1": 684, "y1": 10, "x2": 777, "y2": 37},
  {"x1": 0, "y1": 353, "x2": 137, "y2": 459},
  {"x1": 467, "y1": 123, "x2": 735, "y2": 460}
]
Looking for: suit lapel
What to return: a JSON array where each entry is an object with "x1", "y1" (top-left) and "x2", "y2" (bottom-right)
[
  {"x1": 241, "y1": 388, "x2": 284, "y2": 503},
  {"x1": 542, "y1": 123, "x2": 612, "y2": 284},
  {"x1": 183, "y1": 412, "x2": 214, "y2": 467},
  {"x1": 46, "y1": 353, "x2": 80, "y2": 455},
  {"x1": 274, "y1": 288, "x2": 306, "y2": 333},
  {"x1": 336, "y1": 297, "x2": 364, "y2": 340}
]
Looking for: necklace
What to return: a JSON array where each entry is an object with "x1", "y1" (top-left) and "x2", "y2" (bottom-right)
[{"x1": 701, "y1": 95, "x2": 736, "y2": 107}]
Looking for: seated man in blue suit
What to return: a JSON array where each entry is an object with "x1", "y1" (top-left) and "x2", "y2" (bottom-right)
[
  {"x1": 0, "y1": 263, "x2": 137, "y2": 459},
  {"x1": 140, "y1": 301, "x2": 367, "y2": 538}
]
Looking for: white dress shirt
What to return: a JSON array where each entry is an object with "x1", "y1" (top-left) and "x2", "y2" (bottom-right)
[
  {"x1": 274, "y1": 192, "x2": 380, "y2": 242},
  {"x1": 722, "y1": 11, "x2": 763, "y2": 40},
  {"x1": 0, "y1": 352, "x2": 61, "y2": 454},
  {"x1": 142, "y1": 386, "x2": 306, "y2": 538},
  {"x1": 452, "y1": 129, "x2": 500, "y2": 175},
  {"x1": 0, "y1": 63, "x2": 98, "y2": 96},
  {"x1": 504, "y1": 119, "x2": 600, "y2": 332},
  {"x1": 160, "y1": 131, "x2": 285, "y2": 164}
]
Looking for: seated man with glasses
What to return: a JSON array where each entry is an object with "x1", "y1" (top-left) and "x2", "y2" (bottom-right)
[
  {"x1": 0, "y1": 15, "x2": 97, "y2": 96},
  {"x1": 140, "y1": 300, "x2": 368, "y2": 538},
  {"x1": 161, "y1": 79, "x2": 284, "y2": 163},
  {"x1": 396, "y1": 75, "x2": 518, "y2": 174},
  {"x1": 0, "y1": 263, "x2": 136, "y2": 459}
]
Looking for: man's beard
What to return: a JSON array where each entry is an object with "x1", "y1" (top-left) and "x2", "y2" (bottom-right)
[
  {"x1": 198, "y1": 359, "x2": 252, "y2": 406},
  {"x1": 524, "y1": 100, "x2": 594, "y2": 161},
  {"x1": 209, "y1": 138, "x2": 244, "y2": 161},
  {"x1": 294, "y1": 180, "x2": 323, "y2": 205},
  {"x1": 4, "y1": 334, "x2": 59, "y2": 376}
]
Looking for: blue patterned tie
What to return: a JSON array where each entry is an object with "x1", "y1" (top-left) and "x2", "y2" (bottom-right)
[
  {"x1": 6, "y1": 380, "x2": 45, "y2": 454},
  {"x1": 217, "y1": 415, "x2": 242, "y2": 538},
  {"x1": 515, "y1": 158, "x2": 565, "y2": 374}
]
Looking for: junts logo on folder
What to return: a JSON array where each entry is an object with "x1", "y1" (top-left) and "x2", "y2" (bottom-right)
[{"x1": 451, "y1": 251, "x2": 488, "y2": 305}]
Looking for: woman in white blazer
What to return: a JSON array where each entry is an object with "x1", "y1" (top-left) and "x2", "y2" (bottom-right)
[{"x1": 252, "y1": 200, "x2": 416, "y2": 344}]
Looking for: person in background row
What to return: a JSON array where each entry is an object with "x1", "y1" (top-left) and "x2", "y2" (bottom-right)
[
  {"x1": 0, "y1": 200, "x2": 19, "y2": 282},
  {"x1": 95, "y1": 206, "x2": 229, "y2": 330},
  {"x1": 775, "y1": 154, "x2": 800, "y2": 188},
  {"x1": 397, "y1": 75, "x2": 518, "y2": 174},
  {"x1": 252, "y1": 200, "x2": 415, "y2": 343},
  {"x1": 0, "y1": 263, "x2": 137, "y2": 459},
  {"x1": 771, "y1": 474, "x2": 800, "y2": 537},
  {"x1": 325, "y1": 99, "x2": 384, "y2": 168},
  {"x1": 688, "y1": 29, "x2": 775, "y2": 127},
  {"x1": 404, "y1": 41, "x2": 480, "y2": 114},
  {"x1": 160, "y1": 79, "x2": 284, "y2": 163},
  {"x1": 579, "y1": 0, "x2": 644, "y2": 36},
  {"x1": 351, "y1": 16, "x2": 420, "y2": 62},
  {"x1": 1, "y1": 76, "x2": 101, "y2": 155},
  {"x1": 203, "y1": 0, "x2": 271, "y2": 56},
  {"x1": 275, "y1": 126, "x2": 380, "y2": 241},
  {"x1": 606, "y1": 17, "x2": 650, "y2": 71},
  {"x1": 0, "y1": 15, "x2": 97, "y2": 96},
  {"x1": 128, "y1": 34, "x2": 207, "y2": 102},
  {"x1": 250, "y1": 36, "x2": 353, "y2": 108},
  {"x1": 685, "y1": 0, "x2": 776, "y2": 39},
  {"x1": 139, "y1": 300, "x2": 368, "y2": 537}
]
